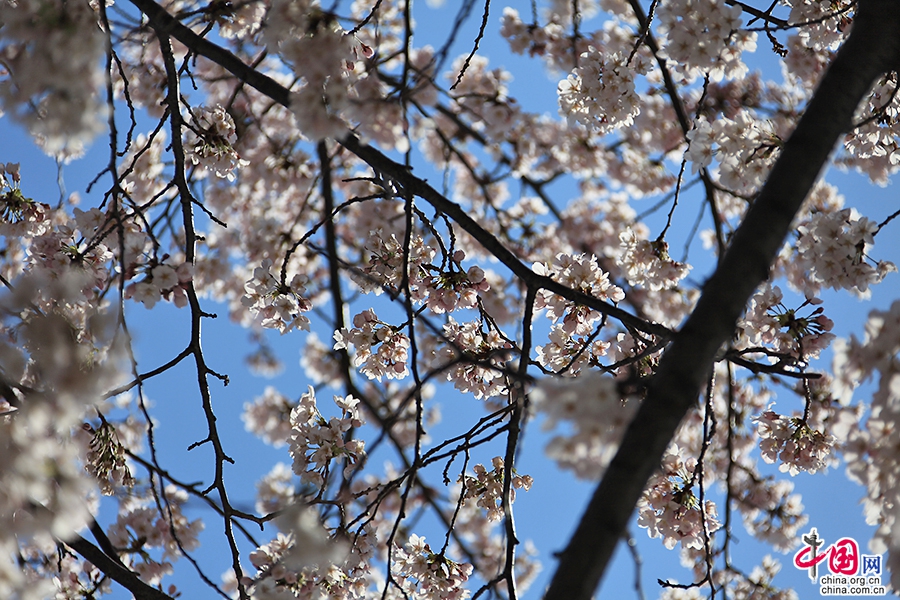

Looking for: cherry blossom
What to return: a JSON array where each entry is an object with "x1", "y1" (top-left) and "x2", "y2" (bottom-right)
[
  {"x1": 637, "y1": 445, "x2": 722, "y2": 550},
  {"x1": 558, "y1": 50, "x2": 647, "y2": 134},
  {"x1": 288, "y1": 386, "x2": 366, "y2": 489},
  {"x1": 785, "y1": 207, "x2": 896, "y2": 297},
  {"x1": 533, "y1": 252, "x2": 625, "y2": 336},
  {"x1": 657, "y1": 0, "x2": 756, "y2": 81},
  {"x1": 434, "y1": 317, "x2": 513, "y2": 400},
  {"x1": 530, "y1": 372, "x2": 638, "y2": 479},
  {"x1": 3, "y1": 0, "x2": 900, "y2": 598},
  {"x1": 392, "y1": 535, "x2": 473, "y2": 600},
  {"x1": 333, "y1": 308, "x2": 411, "y2": 381},
  {"x1": 458, "y1": 456, "x2": 533, "y2": 522},
  {"x1": 107, "y1": 485, "x2": 203, "y2": 585},
  {"x1": 754, "y1": 410, "x2": 835, "y2": 475},
  {"x1": 185, "y1": 105, "x2": 249, "y2": 181},
  {"x1": 242, "y1": 260, "x2": 313, "y2": 333},
  {"x1": 243, "y1": 386, "x2": 296, "y2": 447},
  {"x1": 0, "y1": 0, "x2": 106, "y2": 156},
  {"x1": 736, "y1": 284, "x2": 835, "y2": 361},
  {"x1": 618, "y1": 228, "x2": 691, "y2": 291}
]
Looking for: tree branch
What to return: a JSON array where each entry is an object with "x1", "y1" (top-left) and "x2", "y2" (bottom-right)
[
  {"x1": 128, "y1": 0, "x2": 672, "y2": 342},
  {"x1": 541, "y1": 1, "x2": 900, "y2": 599},
  {"x1": 155, "y1": 20, "x2": 246, "y2": 600},
  {"x1": 338, "y1": 136, "x2": 671, "y2": 339},
  {"x1": 725, "y1": 0, "x2": 789, "y2": 28},
  {"x1": 64, "y1": 535, "x2": 174, "y2": 600},
  {"x1": 129, "y1": 0, "x2": 290, "y2": 107}
]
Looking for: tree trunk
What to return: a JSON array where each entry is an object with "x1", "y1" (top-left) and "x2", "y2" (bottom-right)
[{"x1": 542, "y1": 1, "x2": 900, "y2": 598}]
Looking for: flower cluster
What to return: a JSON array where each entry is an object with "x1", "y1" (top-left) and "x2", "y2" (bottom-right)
[
  {"x1": 0, "y1": 162, "x2": 50, "y2": 238},
  {"x1": 243, "y1": 504, "x2": 352, "y2": 599},
  {"x1": 288, "y1": 386, "x2": 366, "y2": 489},
  {"x1": 657, "y1": 0, "x2": 756, "y2": 81},
  {"x1": 82, "y1": 421, "x2": 135, "y2": 496},
  {"x1": 637, "y1": 445, "x2": 722, "y2": 550},
  {"x1": 533, "y1": 252, "x2": 625, "y2": 336},
  {"x1": 0, "y1": 0, "x2": 106, "y2": 156},
  {"x1": 117, "y1": 132, "x2": 169, "y2": 205},
  {"x1": 254, "y1": 462, "x2": 296, "y2": 516},
  {"x1": 557, "y1": 50, "x2": 646, "y2": 134},
  {"x1": 272, "y1": 504, "x2": 349, "y2": 572},
  {"x1": 691, "y1": 111, "x2": 782, "y2": 196},
  {"x1": 333, "y1": 308, "x2": 411, "y2": 381},
  {"x1": 535, "y1": 323, "x2": 612, "y2": 374},
  {"x1": 618, "y1": 229, "x2": 691, "y2": 291},
  {"x1": 422, "y1": 256, "x2": 491, "y2": 315},
  {"x1": 436, "y1": 318, "x2": 513, "y2": 400},
  {"x1": 359, "y1": 230, "x2": 436, "y2": 296},
  {"x1": 263, "y1": 0, "x2": 408, "y2": 147},
  {"x1": 754, "y1": 410, "x2": 834, "y2": 476},
  {"x1": 185, "y1": 104, "x2": 248, "y2": 181},
  {"x1": 265, "y1": 0, "x2": 356, "y2": 140},
  {"x1": 736, "y1": 284, "x2": 835, "y2": 361},
  {"x1": 789, "y1": 0, "x2": 851, "y2": 52},
  {"x1": 124, "y1": 262, "x2": 194, "y2": 309},
  {"x1": 107, "y1": 486, "x2": 203, "y2": 586},
  {"x1": 500, "y1": 7, "x2": 586, "y2": 70},
  {"x1": 530, "y1": 372, "x2": 637, "y2": 479},
  {"x1": 242, "y1": 386, "x2": 296, "y2": 447},
  {"x1": 735, "y1": 477, "x2": 808, "y2": 552},
  {"x1": 445, "y1": 53, "x2": 520, "y2": 142},
  {"x1": 242, "y1": 260, "x2": 313, "y2": 333},
  {"x1": 5, "y1": 535, "x2": 98, "y2": 599},
  {"x1": 833, "y1": 301, "x2": 900, "y2": 588},
  {"x1": 0, "y1": 273, "x2": 125, "y2": 595},
  {"x1": 392, "y1": 535, "x2": 473, "y2": 600},
  {"x1": 787, "y1": 207, "x2": 896, "y2": 297},
  {"x1": 458, "y1": 456, "x2": 533, "y2": 522},
  {"x1": 833, "y1": 300, "x2": 900, "y2": 404},
  {"x1": 448, "y1": 499, "x2": 542, "y2": 595},
  {"x1": 685, "y1": 117, "x2": 716, "y2": 172},
  {"x1": 214, "y1": 0, "x2": 266, "y2": 40}
]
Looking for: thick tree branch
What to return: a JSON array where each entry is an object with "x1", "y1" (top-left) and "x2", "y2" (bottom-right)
[
  {"x1": 64, "y1": 535, "x2": 174, "y2": 600},
  {"x1": 338, "y1": 136, "x2": 671, "y2": 338},
  {"x1": 129, "y1": 0, "x2": 290, "y2": 106},
  {"x1": 725, "y1": 0, "x2": 789, "y2": 28},
  {"x1": 541, "y1": 1, "x2": 900, "y2": 599}
]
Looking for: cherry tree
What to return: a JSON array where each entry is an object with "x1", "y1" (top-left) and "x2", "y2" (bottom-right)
[{"x1": 1, "y1": 0, "x2": 900, "y2": 598}]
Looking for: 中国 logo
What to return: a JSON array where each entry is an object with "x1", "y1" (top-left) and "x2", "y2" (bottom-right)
[{"x1": 793, "y1": 527, "x2": 886, "y2": 596}]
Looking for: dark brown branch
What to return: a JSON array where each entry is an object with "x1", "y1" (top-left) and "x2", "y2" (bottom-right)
[
  {"x1": 130, "y1": 0, "x2": 291, "y2": 106},
  {"x1": 724, "y1": 349, "x2": 823, "y2": 379},
  {"x1": 541, "y1": 2, "x2": 900, "y2": 599},
  {"x1": 103, "y1": 345, "x2": 192, "y2": 398},
  {"x1": 339, "y1": 135, "x2": 671, "y2": 339},
  {"x1": 725, "y1": 0, "x2": 789, "y2": 28},
  {"x1": 64, "y1": 535, "x2": 174, "y2": 600},
  {"x1": 155, "y1": 24, "x2": 246, "y2": 600},
  {"x1": 627, "y1": 0, "x2": 726, "y2": 257}
]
